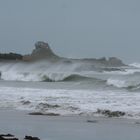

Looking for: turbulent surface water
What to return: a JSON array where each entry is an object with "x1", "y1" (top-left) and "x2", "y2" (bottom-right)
[{"x1": 1, "y1": 60, "x2": 140, "y2": 118}]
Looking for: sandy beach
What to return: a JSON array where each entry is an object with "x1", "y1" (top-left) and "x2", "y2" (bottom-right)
[{"x1": 0, "y1": 110, "x2": 140, "y2": 140}]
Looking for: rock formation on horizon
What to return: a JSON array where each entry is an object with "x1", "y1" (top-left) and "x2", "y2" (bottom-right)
[
  {"x1": 23, "y1": 41, "x2": 59, "y2": 61},
  {"x1": 0, "y1": 41, "x2": 126, "y2": 66}
]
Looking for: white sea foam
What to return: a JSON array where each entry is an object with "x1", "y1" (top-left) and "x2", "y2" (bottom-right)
[
  {"x1": 1, "y1": 61, "x2": 140, "y2": 118},
  {"x1": 103, "y1": 67, "x2": 140, "y2": 75},
  {"x1": 0, "y1": 86, "x2": 140, "y2": 118},
  {"x1": 0, "y1": 61, "x2": 140, "y2": 83},
  {"x1": 129, "y1": 62, "x2": 140, "y2": 68},
  {"x1": 0, "y1": 61, "x2": 87, "y2": 82},
  {"x1": 106, "y1": 77, "x2": 140, "y2": 89},
  {"x1": 107, "y1": 79, "x2": 126, "y2": 88}
]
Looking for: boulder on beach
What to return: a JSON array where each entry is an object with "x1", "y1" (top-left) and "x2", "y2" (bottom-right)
[
  {"x1": 96, "y1": 109, "x2": 126, "y2": 117},
  {"x1": 0, "y1": 134, "x2": 18, "y2": 140},
  {"x1": 24, "y1": 136, "x2": 40, "y2": 140}
]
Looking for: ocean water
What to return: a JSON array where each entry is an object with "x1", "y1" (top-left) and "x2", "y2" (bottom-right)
[{"x1": 0, "y1": 60, "x2": 140, "y2": 118}]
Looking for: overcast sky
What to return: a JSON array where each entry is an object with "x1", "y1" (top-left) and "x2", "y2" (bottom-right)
[{"x1": 0, "y1": 0, "x2": 140, "y2": 63}]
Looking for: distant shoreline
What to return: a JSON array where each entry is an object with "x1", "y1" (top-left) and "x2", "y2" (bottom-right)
[{"x1": 0, "y1": 41, "x2": 126, "y2": 67}]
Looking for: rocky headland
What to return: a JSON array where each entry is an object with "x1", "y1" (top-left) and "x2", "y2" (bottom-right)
[{"x1": 0, "y1": 41, "x2": 126, "y2": 67}]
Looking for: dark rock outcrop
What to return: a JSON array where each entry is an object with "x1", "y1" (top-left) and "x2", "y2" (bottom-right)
[
  {"x1": 87, "y1": 120, "x2": 98, "y2": 123},
  {"x1": 24, "y1": 136, "x2": 40, "y2": 140},
  {"x1": 29, "y1": 112, "x2": 60, "y2": 116},
  {"x1": 96, "y1": 109, "x2": 125, "y2": 117},
  {"x1": 0, "y1": 134, "x2": 14, "y2": 137},
  {"x1": 0, "y1": 134, "x2": 18, "y2": 140},
  {"x1": 0, "y1": 134, "x2": 40, "y2": 140},
  {"x1": 0, "y1": 41, "x2": 126, "y2": 67},
  {"x1": 0, "y1": 53, "x2": 23, "y2": 60},
  {"x1": 28, "y1": 112, "x2": 44, "y2": 115}
]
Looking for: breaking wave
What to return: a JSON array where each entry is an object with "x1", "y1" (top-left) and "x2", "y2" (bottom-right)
[
  {"x1": 1, "y1": 61, "x2": 140, "y2": 91},
  {"x1": 106, "y1": 71, "x2": 140, "y2": 91},
  {"x1": 0, "y1": 70, "x2": 106, "y2": 84},
  {"x1": 0, "y1": 60, "x2": 112, "y2": 82},
  {"x1": 129, "y1": 62, "x2": 140, "y2": 68},
  {"x1": 41, "y1": 74, "x2": 104, "y2": 82}
]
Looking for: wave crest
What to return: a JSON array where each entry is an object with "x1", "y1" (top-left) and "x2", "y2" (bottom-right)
[{"x1": 41, "y1": 74, "x2": 97, "y2": 82}]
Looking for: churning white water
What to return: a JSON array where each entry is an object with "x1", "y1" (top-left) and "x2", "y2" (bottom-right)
[{"x1": 0, "y1": 61, "x2": 140, "y2": 118}]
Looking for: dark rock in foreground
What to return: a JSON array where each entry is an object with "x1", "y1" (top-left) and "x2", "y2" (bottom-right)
[
  {"x1": 28, "y1": 112, "x2": 44, "y2": 115},
  {"x1": 96, "y1": 109, "x2": 125, "y2": 117},
  {"x1": 0, "y1": 134, "x2": 18, "y2": 140},
  {"x1": 0, "y1": 134, "x2": 40, "y2": 140},
  {"x1": 0, "y1": 134, "x2": 14, "y2": 137},
  {"x1": 87, "y1": 120, "x2": 98, "y2": 123},
  {"x1": 29, "y1": 112, "x2": 60, "y2": 116},
  {"x1": 24, "y1": 136, "x2": 40, "y2": 140}
]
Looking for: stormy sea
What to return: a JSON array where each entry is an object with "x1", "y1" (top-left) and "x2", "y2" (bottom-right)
[{"x1": 0, "y1": 41, "x2": 140, "y2": 119}]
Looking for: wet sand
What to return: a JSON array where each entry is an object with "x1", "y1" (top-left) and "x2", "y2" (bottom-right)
[{"x1": 0, "y1": 110, "x2": 140, "y2": 140}]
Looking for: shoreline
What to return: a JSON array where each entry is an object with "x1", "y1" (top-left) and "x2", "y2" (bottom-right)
[{"x1": 0, "y1": 110, "x2": 140, "y2": 140}]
